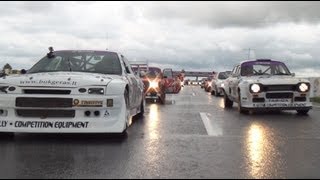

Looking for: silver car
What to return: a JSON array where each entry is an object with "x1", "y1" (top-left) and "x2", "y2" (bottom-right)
[{"x1": 211, "y1": 71, "x2": 231, "y2": 96}]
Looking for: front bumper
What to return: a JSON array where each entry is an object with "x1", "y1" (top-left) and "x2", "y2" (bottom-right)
[
  {"x1": 145, "y1": 88, "x2": 162, "y2": 100},
  {"x1": 0, "y1": 94, "x2": 127, "y2": 133},
  {"x1": 240, "y1": 91, "x2": 313, "y2": 111}
]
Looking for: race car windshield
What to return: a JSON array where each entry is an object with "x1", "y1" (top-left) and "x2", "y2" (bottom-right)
[
  {"x1": 27, "y1": 51, "x2": 122, "y2": 75},
  {"x1": 218, "y1": 72, "x2": 230, "y2": 79},
  {"x1": 241, "y1": 61, "x2": 291, "y2": 76},
  {"x1": 147, "y1": 68, "x2": 161, "y2": 78}
]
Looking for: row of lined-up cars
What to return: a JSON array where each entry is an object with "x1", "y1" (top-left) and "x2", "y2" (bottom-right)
[
  {"x1": 0, "y1": 48, "x2": 184, "y2": 137},
  {"x1": 203, "y1": 59, "x2": 312, "y2": 115},
  {"x1": 0, "y1": 48, "x2": 313, "y2": 137}
]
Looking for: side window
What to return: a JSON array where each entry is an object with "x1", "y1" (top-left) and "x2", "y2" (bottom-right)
[
  {"x1": 163, "y1": 69, "x2": 173, "y2": 78},
  {"x1": 121, "y1": 55, "x2": 131, "y2": 74},
  {"x1": 235, "y1": 66, "x2": 240, "y2": 76},
  {"x1": 231, "y1": 66, "x2": 238, "y2": 76}
]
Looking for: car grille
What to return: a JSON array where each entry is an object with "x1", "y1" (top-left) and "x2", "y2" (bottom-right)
[
  {"x1": 16, "y1": 109, "x2": 75, "y2": 118},
  {"x1": 16, "y1": 97, "x2": 73, "y2": 108},
  {"x1": 263, "y1": 85, "x2": 296, "y2": 91},
  {"x1": 23, "y1": 89, "x2": 71, "y2": 94},
  {"x1": 266, "y1": 93, "x2": 293, "y2": 99},
  {"x1": 294, "y1": 97, "x2": 306, "y2": 102},
  {"x1": 252, "y1": 97, "x2": 265, "y2": 102}
]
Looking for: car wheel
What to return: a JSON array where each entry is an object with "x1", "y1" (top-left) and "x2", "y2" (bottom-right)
[
  {"x1": 159, "y1": 93, "x2": 166, "y2": 105},
  {"x1": 123, "y1": 89, "x2": 130, "y2": 133},
  {"x1": 224, "y1": 91, "x2": 233, "y2": 108},
  {"x1": 211, "y1": 90, "x2": 215, "y2": 95},
  {"x1": 135, "y1": 98, "x2": 145, "y2": 118},
  {"x1": 296, "y1": 110, "x2": 309, "y2": 115},
  {"x1": 215, "y1": 86, "x2": 220, "y2": 97},
  {"x1": 238, "y1": 92, "x2": 249, "y2": 114}
]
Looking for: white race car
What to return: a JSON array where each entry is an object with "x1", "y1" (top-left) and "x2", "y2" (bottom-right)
[
  {"x1": 223, "y1": 59, "x2": 312, "y2": 114},
  {"x1": 211, "y1": 71, "x2": 231, "y2": 96},
  {"x1": 0, "y1": 48, "x2": 145, "y2": 135}
]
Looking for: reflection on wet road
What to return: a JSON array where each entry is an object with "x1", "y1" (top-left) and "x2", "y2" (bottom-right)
[
  {"x1": 246, "y1": 123, "x2": 281, "y2": 178},
  {"x1": 0, "y1": 86, "x2": 320, "y2": 178}
]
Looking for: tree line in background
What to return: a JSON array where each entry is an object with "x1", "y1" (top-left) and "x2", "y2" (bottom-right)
[{"x1": 1, "y1": 63, "x2": 20, "y2": 76}]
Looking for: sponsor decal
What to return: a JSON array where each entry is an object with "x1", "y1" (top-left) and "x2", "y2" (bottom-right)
[
  {"x1": 255, "y1": 62, "x2": 271, "y2": 65},
  {"x1": 0, "y1": 121, "x2": 89, "y2": 128},
  {"x1": 20, "y1": 80, "x2": 77, "y2": 86},
  {"x1": 0, "y1": 121, "x2": 7, "y2": 127},
  {"x1": 73, "y1": 99, "x2": 80, "y2": 106},
  {"x1": 266, "y1": 99, "x2": 291, "y2": 103},
  {"x1": 104, "y1": 110, "x2": 110, "y2": 117},
  {"x1": 253, "y1": 103, "x2": 307, "y2": 108},
  {"x1": 73, "y1": 100, "x2": 103, "y2": 107}
]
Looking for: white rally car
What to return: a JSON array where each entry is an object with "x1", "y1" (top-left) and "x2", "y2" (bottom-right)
[
  {"x1": 211, "y1": 71, "x2": 231, "y2": 96},
  {"x1": 0, "y1": 48, "x2": 145, "y2": 135},
  {"x1": 223, "y1": 59, "x2": 312, "y2": 114}
]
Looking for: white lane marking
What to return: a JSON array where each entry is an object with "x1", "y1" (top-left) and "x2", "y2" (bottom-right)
[
  {"x1": 192, "y1": 92, "x2": 196, "y2": 96},
  {"x1": 200, "y1": 112, "x2": 222, "y2": 136}
]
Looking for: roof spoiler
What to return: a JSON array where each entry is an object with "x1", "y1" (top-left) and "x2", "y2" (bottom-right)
[{"x1": 256, "y1": 59, "x2": 271, "y2": 61}]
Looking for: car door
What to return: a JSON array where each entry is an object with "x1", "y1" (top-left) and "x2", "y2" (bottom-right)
[
  {"x1": 163, "y1": 68, "x2": 174, "y2": 93},
  {"x1": 121, "y1": 55, "x2": 142, "y2": 108},
  {"x1": 212, "y1": 73, "x2": 218, "y2": 89},
  {"x1": 231, "y1": 66, "x2": 242, "y2": 101},
  {"x1": 228, "y1": 65, "x2": 240, "y2": 99}
]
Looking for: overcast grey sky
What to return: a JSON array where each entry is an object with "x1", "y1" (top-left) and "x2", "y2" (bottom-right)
[{"x1": 0, "y1": 1, "x2": 320, "y2": 76}]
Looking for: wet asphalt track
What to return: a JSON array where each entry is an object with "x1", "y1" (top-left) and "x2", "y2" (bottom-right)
[{"x1": 0, "y1": 86, "x2": 320, "y2": 178}]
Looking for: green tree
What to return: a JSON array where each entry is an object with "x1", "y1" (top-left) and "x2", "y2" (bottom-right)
[{"x1": 3, "y1": 63, "x2": 12, "y2": 70}]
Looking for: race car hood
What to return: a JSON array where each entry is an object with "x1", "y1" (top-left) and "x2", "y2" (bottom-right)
[
  {"x1": 241, "y1": 75, "x2": 310, "y2": 85},
  {"x1": 0, "y1": 72, "x2": 123, "y2": 87}
]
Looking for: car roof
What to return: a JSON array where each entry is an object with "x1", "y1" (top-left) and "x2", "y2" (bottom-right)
[
  {"x1": 53, "y1": 50, "x2": 119, "y2": 54},
  {"x1": 240, "y1": 59, "x2": 284, "y2": 65}
]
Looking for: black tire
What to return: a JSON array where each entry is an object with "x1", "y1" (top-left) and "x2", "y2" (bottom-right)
[
  {"x1": 123, "y1": 89, "x2": 130, "y2": 133},
  {"x1": 224, "y1": 91, "x2": 233, "y2": 108},
  {"x1": 135, "y1": 99, "x2": 145, "y2": 118},
  {"x1": 238, "y1": 92, "x2": 249, "y2": 114},
  {"x1": 158, "y1": 93, "x2": 166, "y2": 105},
  {"x1": 297, "y1": 110, "x2": 309, "y2": 115},
  {"x1": 215, "y1": 86, "x2": 220, "y2": 97},
  {"x1": 211, "y1": 90, "x2": 215, "y2": 95}
]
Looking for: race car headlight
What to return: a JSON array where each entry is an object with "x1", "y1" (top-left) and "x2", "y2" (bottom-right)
[
  {"x1": 150, "y1": 81, "x2": 158, "y2": 89},
  {"x1": 88, "y1": 88, "x2": 104, "y2": 95},
  {"x1": 221, "y1": 83, "x2": 225, "y2": 88},
  {"x1": 297, "y1": 83, "x2": 310, "y2": 92},
  {"x1": 250, "y1": 83, "x2": 263, "y2": 93}
]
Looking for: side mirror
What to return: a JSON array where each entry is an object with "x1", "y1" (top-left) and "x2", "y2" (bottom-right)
[
  {"x1": 291, "y1": 73, "x2": 295, "y2": 77},
  {"x1": 21, "y1": 69, "x2": 27, "y2": 74}
]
